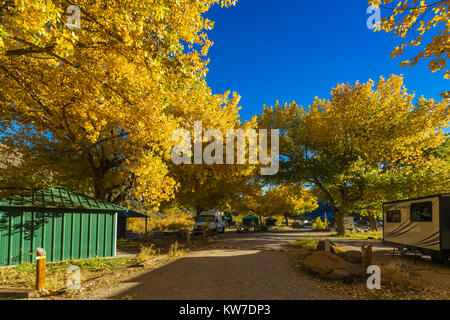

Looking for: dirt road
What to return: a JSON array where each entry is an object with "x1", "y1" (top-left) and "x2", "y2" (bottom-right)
[{"x1": 94, "y1": 230, "x2": 349, "y2": 300}]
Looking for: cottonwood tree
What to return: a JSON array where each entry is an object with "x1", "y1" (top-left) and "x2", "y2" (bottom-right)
[
  {"x1": 259, "y1": 75, "x2": 449, "y2": 235},
  {"x1": 166, "y1": 163, "x2": 259, "y2": 215},
  {"x1": 353, "y1": 134, "x2": 450, "y2": 231},
  {"x1": 0, "y1": 0, "x2": 238, "y2": 206},
  {"x1": 166, "y1": 117, "x2": 260, "y2": 215},
  {"x1": 263, "y1": 185, "x2": 317, "y2": 225},
  {"x1": 234, "y1": 184, "x2": 317, "y2": 225}
]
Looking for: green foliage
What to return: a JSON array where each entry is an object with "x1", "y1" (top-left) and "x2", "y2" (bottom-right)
[
  {"x1": 312, "y1": 217, "x2": 328, "y2": 231},
  {"x1": 259, "y1": 76, "x2": 449, "y2": 235},
  {"x1": 338, "y1": 230, "x2": 382, "y2": 241},
  {"x1": 291, "y1": 238, "x2": 319, "y2": 250}
]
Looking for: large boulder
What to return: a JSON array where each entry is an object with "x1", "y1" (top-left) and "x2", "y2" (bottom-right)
[
  {"x1": 301, "y1": 250, "x2": 361, "y2": 281},
  {"x1": 291, "y1": 248, "x2": 313, "y2": 261}
]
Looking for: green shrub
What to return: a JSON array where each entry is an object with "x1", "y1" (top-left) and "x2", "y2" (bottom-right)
[
  {"x1": 292, "y1": 238, "x2": 319, "y2": 250},
  {"x1": 312, "y1": 217, "x2": 328, "y2": 231}
]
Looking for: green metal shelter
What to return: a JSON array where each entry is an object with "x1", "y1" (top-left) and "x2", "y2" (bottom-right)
[
  {"x1": 265, "y1": 218, "x2": 277, "y2": 226},
  {"x1": 0, "y1": 187, "x2": 126, "y2": 266},
  {"x1": 242, "y1": 215, "x2": 259, "y2": 226},
  {"x1": 117, "y1": 210, "x2": 148, "y2": 239}
]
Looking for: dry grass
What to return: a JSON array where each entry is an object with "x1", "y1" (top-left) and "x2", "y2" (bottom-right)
[
  {"x1": 289, "y1": 247, "x2": 450, "y2": 300},
  {"x1": 292, "y1": 238, "x2": 319, "y2": 250},
  {"x1": 135, "y1": 245, "x2": 159, "y2": 263},
  {"x1": 127, "y1": 213, "x2": 195, "y2": 233},
  {"x1": 0, "y1": 257, "x2": 130, "y2": 292},
  {"x1": 168, "y1": 241, "x2": 186, "y2": 258},
  {"x1": 337, "y1": 230, "x2": 382, "y2": 241}
]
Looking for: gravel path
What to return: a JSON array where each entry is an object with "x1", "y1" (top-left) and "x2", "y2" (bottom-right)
[
  {"x1": 109, "y1": 249, "x2": 344, "y2": 300},
  {"x1": 103, "y1": 230, "x2": 348, "y2": 300},
  {"x1": 64, "y1": 229, "x2": 450, "y2": 300}
]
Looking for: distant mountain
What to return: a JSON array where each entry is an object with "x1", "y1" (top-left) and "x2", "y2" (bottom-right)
[
  {"x1": 301, "y1": 200, "x2": 375, "y2": 222},
  {"x1": 302, "y1": 200, "x2": 334, "y2": 220}
]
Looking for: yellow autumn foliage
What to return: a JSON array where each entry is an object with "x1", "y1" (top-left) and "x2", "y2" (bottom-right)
[
  {"x1": 0, "y1": 0, "x2": 240, "y2": 207},
  {"x1": 127, "y1": 213, "x2": 196, "y2": 233},
  {"x1": 368, "y1": 0, "x2": 449, "y2": 96}
]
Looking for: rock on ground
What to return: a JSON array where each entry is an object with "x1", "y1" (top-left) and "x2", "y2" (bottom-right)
[{"x1": 337, "y1": 250, "x2": 362, "y2": 264}]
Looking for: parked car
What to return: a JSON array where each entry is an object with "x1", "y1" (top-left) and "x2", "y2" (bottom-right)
[{"x1": 193, "y1": 209, "x2": 226, "y2": 234}]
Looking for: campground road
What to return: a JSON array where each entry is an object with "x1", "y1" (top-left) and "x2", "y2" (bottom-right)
[{"x1": 106, "y1": 230, "x2": 350, "y2": 300}]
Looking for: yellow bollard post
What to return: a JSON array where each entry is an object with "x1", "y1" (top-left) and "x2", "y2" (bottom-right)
[{"x1": 36, "y1": 248, "x2": 46, "y2": 292}]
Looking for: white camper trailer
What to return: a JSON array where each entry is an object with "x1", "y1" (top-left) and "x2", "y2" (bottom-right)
[
  {"x1": 193, "y1": 209, "x2": 226, "y2": 235},
  {"x1": 383, "y1": 194, "x2": 450, "y2": 264}
]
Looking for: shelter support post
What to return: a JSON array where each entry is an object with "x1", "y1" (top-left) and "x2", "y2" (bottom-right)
[{"x1": 145, "y1": 217, "x2": 148, "y2": 233}]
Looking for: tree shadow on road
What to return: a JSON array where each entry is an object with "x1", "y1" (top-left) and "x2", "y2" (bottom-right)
[{"x1": 108, "y1": 250, "x2": 345, "y2": 300}]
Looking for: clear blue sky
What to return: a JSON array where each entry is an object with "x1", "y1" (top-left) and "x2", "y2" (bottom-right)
[{"x1": 204, "y1": 0, "x2": 449, "y2": 132}]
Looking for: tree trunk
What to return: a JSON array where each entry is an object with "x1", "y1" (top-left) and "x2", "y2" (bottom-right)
[
  {"x1": 284, "y1": 213, "x2": 289, "y2": 226},
  {"x1": 93, "y1": 175, "x2": 106, "y2": 200},
  {"x1": 94, "y1": 184, "x2": 106, "y2": 200},
  {"x1": 333, "y1": 206, "x2": 346, "y2": 236},
  {"x1": 368, "y1": 212, "x2": 378, "y2": 231},
  {"x1": 86, "y1": 155, "x2": 107, "y2": 201}
]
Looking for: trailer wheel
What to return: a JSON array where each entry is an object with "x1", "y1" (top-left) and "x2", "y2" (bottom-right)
[{"x1": 443, "y1": 253, "x2": 450, "y2": 267}]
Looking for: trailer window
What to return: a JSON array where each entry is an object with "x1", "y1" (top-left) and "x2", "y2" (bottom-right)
[
  {"x1": 410, "y1": 202, "x2": 433, "y2": 222},
  {"x1": 386, "y1": 210, "x2": 401, "y2": 223}
]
